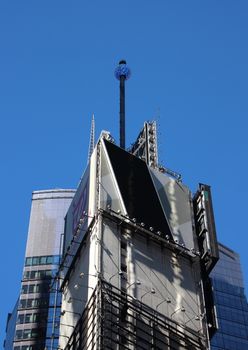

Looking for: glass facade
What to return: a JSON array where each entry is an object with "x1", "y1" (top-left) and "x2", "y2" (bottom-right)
[
  {"x1": 4, "y1": 189, "x2": 75, "y2": 350},
  {"x1": 4, "y1": 301, "x2": 18, "y2": 350},
  {"x1": 210, "y1": 243, "x2": 248, "y2": 349}
]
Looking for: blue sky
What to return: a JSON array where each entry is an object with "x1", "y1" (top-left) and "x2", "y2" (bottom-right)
[{"x1": 1, "y1": 0, "x2": 248, "y2": 342}]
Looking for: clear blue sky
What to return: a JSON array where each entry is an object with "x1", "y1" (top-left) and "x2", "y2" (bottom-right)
[{"x1": 1, "y1": 0, "x2": 248, "y2": 343}]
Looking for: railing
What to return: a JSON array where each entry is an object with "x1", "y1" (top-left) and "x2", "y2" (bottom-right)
[{"x1": 63, "y1": 279, "x2": 207, "y2": 350}]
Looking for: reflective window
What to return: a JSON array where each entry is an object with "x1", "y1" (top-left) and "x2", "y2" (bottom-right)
[
  {"x1": 23, "y1": 269, "x2": 54, "y2": 280},
  {"x1": 210, "y1": 247, "x2": 248, "y2": 349},
  {"x1": 19, "y1": 296, "x2": 49, "y2": 309},
  {"x1": 25, "y1": 255, "x2": 60, "y2": 266},
  {"x1": 15, "y1": 328, "x2": 46, "y2": 340},
  {"x1": 21, "y1": 282, "x2": 50, "y2": 294}
]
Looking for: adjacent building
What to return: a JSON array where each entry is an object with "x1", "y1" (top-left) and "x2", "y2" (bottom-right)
[
  {"x1": 210, "y1": 243, "x2": 248, "y2": 350},
  {"x1": 4, "y1": 189, "x2": 75, "y2": 350}
]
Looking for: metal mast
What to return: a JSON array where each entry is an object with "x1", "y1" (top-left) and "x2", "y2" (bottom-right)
[
  {"x1": 115, "y1": 60, "x2": 131, "y2": 149},
  {"x1": 88, "y1": 113, "x2": 95, "y2": 163}
]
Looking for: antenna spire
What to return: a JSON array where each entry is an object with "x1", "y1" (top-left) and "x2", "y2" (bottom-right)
[
  {"x1": 88, "y1": 114, "x2": 95, "y2": 163},
  {"x1": 115, "y1": 60, "x2": 131, "y2": 149}
]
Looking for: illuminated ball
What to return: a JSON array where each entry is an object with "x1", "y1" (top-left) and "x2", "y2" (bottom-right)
[{"x1": 115, "y1": 60, "x2": 131, "y2": 80}]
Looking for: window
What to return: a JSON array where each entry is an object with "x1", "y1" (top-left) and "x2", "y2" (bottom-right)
[
  {"x1": 15, "y1": 330, "x2": 22, "y2": 340},
  {"x1": 25, "y1": 313, "x2": 34, "y2": 323},
  {"x1": 40, "y1": 256, "x2": 47, "y2": 264},
  {"x1": 23, "y1": 269, "x2": 53, "y2": 280},
  {"x1": 46, "y1": 256, "x2": 53, "y2": 264},
  {"x1": 25, "y1": 255, "x2": 60, "y2": 266},
  {"x1": 23, "y1": 329, "x2": 32, "y2": 339},
  {"x1": 17, "y1": 314, "x2": 24, "y2": 324},
  {"x1": 21, "y1": 285, "x2": 28, "y2": 294},
  {"x1": 19, "y1": 299, "x2": 27, "y2": 309},
  {"x1": 25, "y1": 257, "x2": 32, "y2": 266}
]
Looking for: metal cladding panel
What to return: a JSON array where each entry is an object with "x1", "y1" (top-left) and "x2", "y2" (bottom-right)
[
  {"x1": 60, "y1": 236, "x2": 91, "y2": 348},
  {"x1": 63, "y1": 149, "x2": 97, "y2": 258},
  {"x1": 63, "y1": 165, "x2": 90, "y2": 257},
  {"x1": 101, "y1": 218, "x2": 120, "y2": 287},
  {"x1": 100, "y1": 141, "x2": 126, "y2": 214},
  {"x1": 150, "y1": 168, "x2": 195, "y2": 250},
  {"x1": 59, "y1": 219, "x2": 100, "y2": 350},
  {"x1": 25, "y1": 190, "x2": 75, "y2": 257},
  {"x1": 103, "y1": 139, "x2": 172, "y2": 239},
  {"x1": 132, "y1": 233, "x2": 203, "y2": 333}
]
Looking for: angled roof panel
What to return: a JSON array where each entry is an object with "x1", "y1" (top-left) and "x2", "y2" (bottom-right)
[{"x1": 104, "y1": 139, "x2": 172, "y2": 239}]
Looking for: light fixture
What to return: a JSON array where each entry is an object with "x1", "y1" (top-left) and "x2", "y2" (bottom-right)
[
  {"x1": 156, "y1": 296, "x2": 172, "y2": 311},
  {"x1": 79, "y1": 272, "x2": 97, "y2": 279},
  {"x1": 141, "y1": 288, "x2": 156, "y2": 301},
  {"x1": 61, "y1": 310, "x2": 81, "y2": 317},
  {"x1": 140, "y1": 222, "x2": 145, "y2": 227},
  {"x1": 109, "y1": 270, "x2": 123, "y2": 283},
  {"x1": 74, "y1": 283, "x2": 94, "y2": 291},
  {"x1": 126, "y1": 280, "x2": 141, "y2": 290},
  {"x1": 74, "y1": 284, "x2": 80, "y2": 290},
  {"x1": 149, "y1": 227, "x2": 154, "y2": 232}
]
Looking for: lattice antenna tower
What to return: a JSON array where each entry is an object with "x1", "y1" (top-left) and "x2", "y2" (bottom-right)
[{"x1": 88, "y1": 114, "x2": 95, "y2": 163}]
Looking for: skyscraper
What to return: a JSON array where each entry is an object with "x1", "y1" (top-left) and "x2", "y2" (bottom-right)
[
  {"x1": 4, "y1": 189, "x2": 75, "y2": 350},
  {"x1": 57, "y1": 124, "x2": 219, "y2": 349},
  {"x1": 210, "y1": 243, "x2": 248, "y2": 350}
]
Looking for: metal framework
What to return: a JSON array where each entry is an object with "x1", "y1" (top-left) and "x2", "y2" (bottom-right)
[{"x1": 64, "y1": 280, "x2": 206, "y2": 350}]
